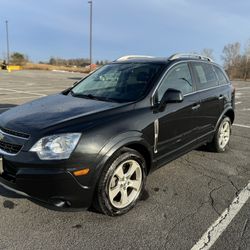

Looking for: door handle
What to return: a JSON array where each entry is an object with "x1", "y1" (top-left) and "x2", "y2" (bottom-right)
[
  {"x1": 192, "y1": 104, "x2": 200, "y2": 110},
  {"x1": 219, "y1": 95, "x2": 224, "y2": 100}
]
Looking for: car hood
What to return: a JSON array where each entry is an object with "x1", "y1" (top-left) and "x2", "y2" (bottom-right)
[{"x1": 0, "y1": 94, "x2": 124, "y2": 134}]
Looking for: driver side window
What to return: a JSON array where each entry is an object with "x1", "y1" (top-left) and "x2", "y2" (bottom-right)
[{"x1": 157, "y1": 63, "x2": 193, "y2": 101}]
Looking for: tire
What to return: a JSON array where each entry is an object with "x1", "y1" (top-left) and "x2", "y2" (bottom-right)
[
  {"x1": 207, "y1": 116, "x2": 231, "y2": 152},
  {"x1": 94, "y1": 148, "x2": 146, "y2": 216}
]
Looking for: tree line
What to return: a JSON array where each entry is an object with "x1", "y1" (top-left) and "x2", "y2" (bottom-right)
[
  {"x1": 47, "y1": 57, "x2": 109, "y2": 67},
  {"x1": 2, "y1": 54, "x2": 109, "y2": 67},
  {"x1": 199, "y1": 41, "x2": 250, "y2": 80},
  {"x1": 221, "y1": 41, "x2": 250, "y2": 80},
  {"x1": 3, "y1": 41, "x2": 250, "y2": 80}
]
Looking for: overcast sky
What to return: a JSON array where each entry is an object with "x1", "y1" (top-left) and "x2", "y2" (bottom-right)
[{"x1": 0, "y1": 0, "x2": 250, "y2": 63}]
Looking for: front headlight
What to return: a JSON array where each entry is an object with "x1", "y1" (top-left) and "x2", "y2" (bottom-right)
[{"x1": 30, "y1": 133, "x2": 81, "y2": 160}]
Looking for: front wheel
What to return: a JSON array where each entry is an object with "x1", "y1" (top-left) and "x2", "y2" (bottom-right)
[
  {"x1": 94, "y1": 148, "x2": 146, "y2": 216},
  {"x1": 208, "y1": 116, "x2": 231, "y2": 152}
]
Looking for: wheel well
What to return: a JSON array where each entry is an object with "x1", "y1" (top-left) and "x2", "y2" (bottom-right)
[
  {"x1": 224, "y1": 109, "x2": 235, "y2": 124},
  {"x1": 125, "y1": 143, "x2": 152, "y2": 175}
]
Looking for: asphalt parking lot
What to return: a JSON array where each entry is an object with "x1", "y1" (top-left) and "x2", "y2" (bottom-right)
[{"x1": 0, "y1": 70, "x2": 250, "y2": 250}]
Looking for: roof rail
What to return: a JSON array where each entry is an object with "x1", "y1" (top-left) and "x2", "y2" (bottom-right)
[
  {"x1": 115, "y1": 55, "x2": 155, "y2": 62},
  {"x1": 168, "y1": 53, "x2": 213, "y2": 62}
]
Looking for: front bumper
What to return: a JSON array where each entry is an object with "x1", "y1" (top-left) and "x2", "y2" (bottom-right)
[{"x1": 0, "y1": 158, "x2": 94, "y2": 208}]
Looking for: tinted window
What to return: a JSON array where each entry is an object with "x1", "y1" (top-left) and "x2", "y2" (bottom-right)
[
  {"x1": 157, "y1": 63, "x2": 193, "y2": 100},
  {"x1": 214, "y1": 66, "x2": 228, "y2": 85},
  {"x1": 72, "y1": 63, "x2": 164, "y2": 103},
  {"x1": 193, "y1": 62, "x2": 218, "y2": 90}
]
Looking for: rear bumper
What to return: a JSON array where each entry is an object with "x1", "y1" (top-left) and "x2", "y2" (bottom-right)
[{"x1": 0, "y1": 159, "x2": 94, "y2": 208}]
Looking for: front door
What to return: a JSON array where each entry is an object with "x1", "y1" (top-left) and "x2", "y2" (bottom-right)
[{"x1": 153, "y1": 62, "x2": 201, "y2": 166}]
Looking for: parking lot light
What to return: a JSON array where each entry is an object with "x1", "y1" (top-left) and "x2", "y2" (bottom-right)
[
  {"x1": 88, "y1": 0, "x2": 93, "y2": 72},
  {"x1": 5, "y1": 20, "x2": 10, "y2": 64}
]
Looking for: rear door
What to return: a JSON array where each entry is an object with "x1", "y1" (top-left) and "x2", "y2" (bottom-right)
[
  {"x1": 213, "y1": 65, "x2": 232, "y2": 110},
  {"x1": 191, "y1": 62, "x2": 221, "y2": 136}
]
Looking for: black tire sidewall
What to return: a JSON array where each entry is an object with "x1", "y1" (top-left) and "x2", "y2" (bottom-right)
[{"x1": 96, "y1": 148, "x2": 146, "y2": 216}]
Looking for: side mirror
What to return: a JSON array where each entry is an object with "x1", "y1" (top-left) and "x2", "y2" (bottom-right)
[{"x1": 158, "y1": 88, "x2": 183, "y2": 111}]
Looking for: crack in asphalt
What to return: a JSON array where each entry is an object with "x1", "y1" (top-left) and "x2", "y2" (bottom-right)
[
  {"x1": 236, "y1": 218, "x2": 249, "y2": 250},
  {"x1": 193, "y1": 184, "x2": 250, "y2": 250},
  {"x1": 179, "y1": 155, "x2": 250, "y2": 249},
  {"x1": 197, "y1": 195, "x2": 241, "y2": 250},
  {"x1": 182, "y1": 156, "x2": 221, "y2": 184},
  {"x1": 209, "y1": 184, "x2": 225, "y2": 216},
  {"x1": 163, "y1": 157, "x2": 228, "y2": 247},
  {"x1": 181, "y1": 157, "x2": 228, "y2": 215},
  {"x1": 183, "y1": 154, "x2": 248, "y2": 211},
  {"x1": 191, "y1": 148, "x2": 248, "y2": 168},
  {"x1": 183, "y1": 154, "x2": 249, "y2": 193},
  {"x1": 236, "y1": 164, "x2": 250, "y2": 175},
  {"x1": 164, "y1": 201, "x2": 209, "y2": 248},
  {"x1": 241, "y1": 219, "x2": 249, "y2": 237},
  {"x1": 227, "y1": 177, "x2": 240, "y2": 193}
]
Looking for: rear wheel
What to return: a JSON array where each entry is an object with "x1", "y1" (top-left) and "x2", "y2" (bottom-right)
[
  {"x1": 208, "y1": 116, "x2": 231, "y2": 152},
  {"x1": 94, "y1": 148, "x2": 146, "y2": 216}
]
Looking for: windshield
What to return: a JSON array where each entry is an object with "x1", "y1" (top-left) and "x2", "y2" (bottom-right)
[{"x1": 71, "y1": 63, "x2": 164, "y2": 103}]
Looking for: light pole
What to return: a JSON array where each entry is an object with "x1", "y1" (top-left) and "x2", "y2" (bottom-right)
[
  {"x1": 5, "y1": 20, "x2": 10, "y2": 64},
  {"x1": 88, "y1": 1, "x2": 93, "y2": 72},
  {"x1": 244, "y1": 54, "x2": 250, "y2": 81}
]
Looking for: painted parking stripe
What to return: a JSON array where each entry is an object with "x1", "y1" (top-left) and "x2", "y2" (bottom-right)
[
  {"x1": 0, "y1": 96, "x2": 40, "y2": 101},
  {"x1": 237, "y1": 87, "x2": 250, "y2": 90},
  {"x1": 191, "y1": 182, "x2": 250, "y2": 250},
  {"x1": 2, "y1": 95, "x2": 45, "y2": 101},
  {"x1": 233, "y1": 124, "x2": 250, "y2": 129},
  {"x1": 0, "y1": 87, "x2": 46, "y2": 97},
  {"x1": 235, "y1": 102, "x2": 242, "y2": 105},
  {"x1": 0, "y1": 86, "x2": 69, "y2": 90}
]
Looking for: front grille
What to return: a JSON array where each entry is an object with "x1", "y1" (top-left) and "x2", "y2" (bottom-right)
[
  {"x1": 0, "y1": 140, "x2": 22, "y2": 154},
  {"x1": 0, "y1": 127, "x2": 30, "y2": 139}
]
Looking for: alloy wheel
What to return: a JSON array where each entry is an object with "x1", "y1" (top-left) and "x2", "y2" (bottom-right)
[
  {"x1": 108, "y1": 160, "x2": 142, "y2": 209},
  {"x1": 218, "y1": 120, "x2": 230, "y2": 149}
]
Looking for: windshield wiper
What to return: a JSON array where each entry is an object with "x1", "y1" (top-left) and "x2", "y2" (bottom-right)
[
  {"x1": 81, "y1": 94, "x2": 98, "y2": 100},
  {"x1": 71, "y1": 93, "x2": 118, "y2": 102}
]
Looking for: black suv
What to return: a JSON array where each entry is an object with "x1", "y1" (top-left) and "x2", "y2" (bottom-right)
[{"x1": 0, "y1": 54, "x2": 235, "y2": 215}]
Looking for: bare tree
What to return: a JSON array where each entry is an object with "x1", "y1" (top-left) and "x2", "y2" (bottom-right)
[
  {"x1": 221, "y1": 42, "x2": 241, "y2": 69},
  {"x1": 221, "y1": 42, "x2": 241, "y2": 79},
  {"x1": 243, "y1": 40, "x2": 250, "y2": 80},
  {"x1": 201, "y1": 48, "x2": 214, "y2": 60}
]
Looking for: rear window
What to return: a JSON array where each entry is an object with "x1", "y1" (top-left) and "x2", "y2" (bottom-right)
[
  {"x1": 213, "y1": 66, "x2": 228, "y2": 85},
  {"x1": 192, "y1": 62, "x2": 219, "y2": 90}
]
